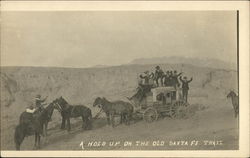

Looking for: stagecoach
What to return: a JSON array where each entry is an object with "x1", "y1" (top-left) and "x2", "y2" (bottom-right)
[{"x1": 131, "y1": 86, "x2": 189, "y2": 123}]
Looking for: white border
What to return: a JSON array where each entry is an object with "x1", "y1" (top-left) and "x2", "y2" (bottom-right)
[{"x1": 1, "y1": 1, "x2": 249, "y2": 157}]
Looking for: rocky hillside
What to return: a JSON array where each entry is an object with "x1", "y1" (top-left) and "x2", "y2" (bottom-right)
[
  {"x1": 1, "y1": 64, "x2": 237, "y2": 109},
  {"x1": 0, "y1": 64, "x2": 238, "y2": 150}
]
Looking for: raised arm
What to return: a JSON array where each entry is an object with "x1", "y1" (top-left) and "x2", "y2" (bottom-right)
[
  {"x1": 188, "y1": 77, "x2": 193, "y2": 83},
  {"x1": 177, "y1": 72, "x2": 183, "y2": 77},
  {"x1": 139, "y1": 75, "x2": 146, "y2": 79},
  {"x1": 179, "y1": 76, "x2": 184, "y2": 82},
  {"x1": 149, "y1": 73, "x2": 154, "y2": 78}
]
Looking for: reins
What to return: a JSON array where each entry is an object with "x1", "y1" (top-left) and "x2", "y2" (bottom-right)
[{"x1": 93, "y1": 108, "x2": 103, "y2": 120}]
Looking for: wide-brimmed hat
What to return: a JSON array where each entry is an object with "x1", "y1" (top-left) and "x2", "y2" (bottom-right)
[
  {"x1": 36, "y1": 94, "x2": 41, "y2": 98},
  {"x1": 155, "y1": 66, "x2": 160, "y2": 69},
  {"x1": 183, "y1": 76, "x2": 187, "y2": 79}
]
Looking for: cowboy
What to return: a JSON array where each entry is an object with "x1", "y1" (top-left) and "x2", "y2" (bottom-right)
[
  {"x1": 168, "y1": 71, "x2": 175, "y2": 87},
  {"x1": 154, "y1": 66, "x2": 164, "y2": 87},
  {"x1": 35, "y1": 94, "x2": 48, "y2": 112},
  {"x1": 163, "y1": 71, "x2": 171, "y2": 86},
  {"x1": 173, "y1": 70, "x2": 183, "y2": 88},
  {"x1": 139, "y1": 71, "x2": 154, "y2": 85},
  {"x1": 180, "y1": 76, "x2": 193, "y2": 102}
]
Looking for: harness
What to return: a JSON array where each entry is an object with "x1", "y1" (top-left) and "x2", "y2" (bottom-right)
[{"x1": 93, "y1": 108, "x2": 103, "y2": 119}]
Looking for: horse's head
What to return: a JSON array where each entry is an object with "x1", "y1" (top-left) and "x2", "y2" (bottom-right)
[
  {"x1": 52, "y1": 98, "x2": 63, "y2": 112},
  {"x1": 93, "y1": 97, "x2": 104, "y2": 108},
  {"x1": 45, "y1": 102, "x2": 56, "y2": 120},
  {"x1": 227, "y1": 90, "x2": 237, "y2": 99},
  {"x1": 57, "y1": 96, "x2": 68, "y2": 105}
]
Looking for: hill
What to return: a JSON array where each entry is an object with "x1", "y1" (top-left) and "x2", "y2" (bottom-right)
[
  {"x1": 130, "y1": 56, "x2": 237, "y2": 70},
  {"x1": 0, "y1": 64, "x2": 238, "y2": 150}
]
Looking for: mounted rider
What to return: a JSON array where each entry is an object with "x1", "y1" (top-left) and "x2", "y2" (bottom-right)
[
  {"x1": 35, "y1": 94, "x2": 48, "y2": 112},
  {"x1": 25, "y1": 94, "x2": 48, "y2": 114}
]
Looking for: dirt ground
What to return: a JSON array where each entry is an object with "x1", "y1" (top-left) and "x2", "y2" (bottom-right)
[{"x1": 1, "y1": 94, "x2": 239, "y2": 150}]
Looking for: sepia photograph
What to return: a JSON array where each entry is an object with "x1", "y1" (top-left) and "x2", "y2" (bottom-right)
[{"x1": 0, "y1": 1, "x2": 249, "y2": 157}]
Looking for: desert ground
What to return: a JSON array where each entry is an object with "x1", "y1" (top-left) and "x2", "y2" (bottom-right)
[{"x1": 0, "y1": 63, "x2": 238, "y2": 150}]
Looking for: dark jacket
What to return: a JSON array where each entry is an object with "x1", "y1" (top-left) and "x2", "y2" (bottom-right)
[
  {"x1": 180, "y1": 76, "x2": 193, "y2": 90},
  {"x1": 35, "y1": 98, "x2": 47, "y2": 108},
  {"x1": 155, "y1": 69, "x2": 164, "y2": 79}
]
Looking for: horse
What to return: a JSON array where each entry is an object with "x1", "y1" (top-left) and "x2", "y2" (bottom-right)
[
  {"x1": 227, "y1": 90, "x2": 239, "y2": 118},
  {"x1": 93, "y1": 97, "x2": 133, "y2": 127},
  {"x1": 53, "y1": 96, "x2": 92, "y2": 131},
  {"x1": 14, "y1": 102, "x2": 55, "y2": 150}
]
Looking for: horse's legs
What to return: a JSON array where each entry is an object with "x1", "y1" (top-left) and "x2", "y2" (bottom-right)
[
  {"x1": 37, "y1": 134, "x2": 41, "y2": 149},
  {"x1": 106, "y1": 113, "x2": 110, "y2": 125},
  {"x1": 88, "y1": 113, "x2": 92, "y2": 130},
  {"x1": 111, "y1": 114, "x2": 115, "y2": 128},
  {"x1": 66, "y1": 118, "x2": 71, "y2": 131},
  {"x1": 234, "y1": 106, "x2": 239, "y2": 118},
  {"x1": 120, "y1": 114, "x2": 123, "y2": 124},
  {"x1": 33, "y1": 133, "x2": 38, "y2": 150},
  {"x1": 14, "y1": 125, "x2": 25, "y2": 150},
  {"x1": 61, "y1": 116, "x2": 66, "y2": 129},
  {"x1": 44, "y1": 123, "x2": 48, "y2": 144},
  {"x1": 126, "y1": 113, "x2": 130, "y2": 125},
  {"x1": 81, "y1": 116, "x2": 86, "y2": 129}
]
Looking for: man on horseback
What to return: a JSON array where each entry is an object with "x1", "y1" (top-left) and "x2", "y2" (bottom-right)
[{"x1": 35, "y1": 95, "x2": 48, "y2": 112}]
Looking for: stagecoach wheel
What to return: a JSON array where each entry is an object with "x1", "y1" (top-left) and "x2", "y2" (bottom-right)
[
  {"x1": 143, "y1": 108, "x2": 158, "y2": 123},
  {"x1": 169, "y1": 105, "x2": 178, "y2": 118},
  {"x1": 174, "y1": 100, "x2": 189, "y2": 107}
]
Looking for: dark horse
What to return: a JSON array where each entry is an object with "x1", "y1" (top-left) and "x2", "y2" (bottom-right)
[
  {"x1": 93, "y1": 97, "x2": 133, "y2": 127},
  {"x1": 53, "y1": 96, "x2": 92, "y2": 131},
  {"x1": 227, "y1": 90, "x2": 239, "y2": 118},
  {"x1": 14, "y1": 102, "x2": 55, "y2": 150}
]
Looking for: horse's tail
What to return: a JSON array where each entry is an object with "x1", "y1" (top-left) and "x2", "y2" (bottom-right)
[
  {"x1": 14, "y1": 125, "x2": 25, "y2": 150},
  {"x1": 87, "y1": 108, "x2": 93, "y2": 129}
]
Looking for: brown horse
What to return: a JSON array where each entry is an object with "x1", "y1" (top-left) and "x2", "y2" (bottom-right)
[
  {"x1": 53, "y1": 96, "x2": 92, "y2": 131},
  {"x1": 93, "y1": 97, "x2": 133, "y2": 127},
  {"x1": 14, "y1": 102, "x2": 55, "y2": 150},
  {"x1": 227, "y1": 90, "x2": 239, "y2": 118}
]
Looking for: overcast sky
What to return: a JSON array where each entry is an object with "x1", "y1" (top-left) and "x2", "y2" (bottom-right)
[{"x1": 1, "y1": 11, "x2": 237, "y2": 68}]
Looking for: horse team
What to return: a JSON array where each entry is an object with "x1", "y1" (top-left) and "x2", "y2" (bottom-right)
[
  {"x1": 14, "y1": 88, "x2": 238, "y2": 150},
  {"x1": 14, "y1": 96, "x2": 133, "y2": 150}
]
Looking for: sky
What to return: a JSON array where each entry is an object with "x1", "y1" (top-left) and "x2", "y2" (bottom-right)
[{"x1": 1, "y1": 11, "x2": 237, "y2": 68}]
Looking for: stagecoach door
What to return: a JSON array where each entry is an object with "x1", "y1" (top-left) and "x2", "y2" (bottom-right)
[{"x1": 165, "y1": 92, "x2": 172, "y2": 104}]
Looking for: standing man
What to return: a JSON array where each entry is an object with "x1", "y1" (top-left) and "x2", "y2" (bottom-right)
[
  {"x1": 173, "y1": 70, "x2": 183, "y2": 88},
  {"x1": 140, "y1": 71, "x2": 154, "y2": 85},
  {"x1": 163, "y1": 71, "x2": 170, "y2": 86},
  {"x1": 179, "y1": 76, "x2": 193, "y2": 102},
  {"x1": 154, "y1": 66, "x2": 164, "y2": 87},
  {"x1": 35, "y1": 94, "x2": 48, "y2": 112}
]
